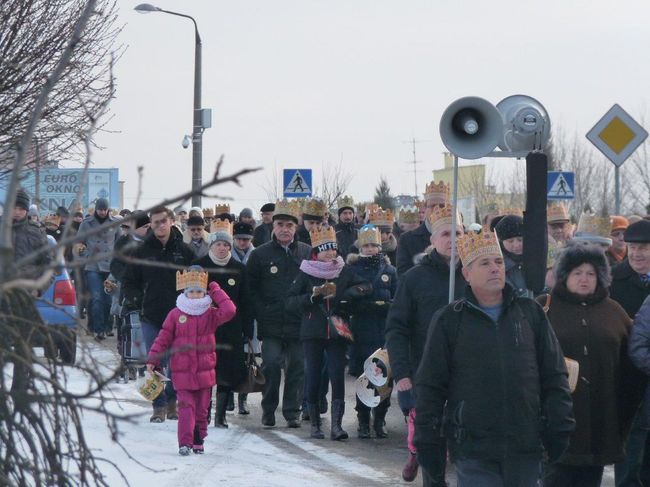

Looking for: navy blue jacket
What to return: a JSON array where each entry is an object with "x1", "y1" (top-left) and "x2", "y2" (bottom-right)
[{"x1": 629, "y1": 296, "x2": 650, "y2": 429}]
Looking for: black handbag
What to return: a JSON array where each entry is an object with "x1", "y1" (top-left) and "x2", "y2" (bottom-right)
[{"x1": 235, "y1": 345, "x2": 265, "y2": 394}]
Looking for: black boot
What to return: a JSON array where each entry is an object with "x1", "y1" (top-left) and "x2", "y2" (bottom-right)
[
  {"x1": 308, "y1": 403, "x2": 324, "y2": 439},
  {"x1": 372, "y1": 405, "x2": 388, "y2": 438},
  {"x1": 238, "y1": 393, "x2": 250, "y2": 415},
  {"x1": 357, "y1": 408, "x2": 370, "y2": 439},
  {"x1": 330, "y1": 400, "x2": 348, "y2": 441},
  {"x1": 214, "y1": 392, "x2": 228, "y2": 428},
  {"x1": 226, "y1": 391, "x2": 235, "y2": 412}
]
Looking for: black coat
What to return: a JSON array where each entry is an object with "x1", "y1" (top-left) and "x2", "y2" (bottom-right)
[
  {"x1": 246, "y1": 238, "x2": 311, "y2": 339},
  {"x1": 110, "y1": 234, "x2": 144, "y2": 282},
  {"x1": 414, "y1": 285, "x2": 575, "y2": 462},
  {"x1": 122, "y1": 228, "x2": 195, "y2": 327},
  {"x1": 335, "y1": 222, "x2": 357, "y2": 260},
  {"x1": 286, "y1": 264, "x2": 371, "y2": 340},
  {"x1": 10, "y1": 217, "x2": 50, "y2": 279},
  {"x1": 194, "y1": 254, "x2": 252, "y2": 388},
  {"x1": 385, "y1": 250, "x2": 466, "y2": 383},
  {"x1": 296, "y1": 225, "x2": 311, "y2": 246},
  {"x1": 252, "y1": 222, "x2": 272, "y2": 248},
  {"x1": 395, "y1": 223, "x2": 431, "y2": 275},
  {"x1": 610, "y1": 260, "x2": 650, "y2": 318}
]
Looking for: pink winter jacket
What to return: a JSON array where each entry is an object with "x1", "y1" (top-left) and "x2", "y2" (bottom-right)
[{"x1": 147, "y1": 282, "x2": 236, "y2": 391}]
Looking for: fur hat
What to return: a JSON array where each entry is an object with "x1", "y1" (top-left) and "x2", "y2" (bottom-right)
[
  {"x1": 233, "y1": 222, "x2": 254, "y2": 239},
  {"x1": 554, "y1": 243, "x2": 611, "y2": 290},
  {"x1": 494, "y1": 215, "x2": 523, "y2": 241}
]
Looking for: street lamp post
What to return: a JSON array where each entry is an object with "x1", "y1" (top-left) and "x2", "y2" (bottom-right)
[{"x1": 135, "y1": 3, "x2": 206, "y2": 207}]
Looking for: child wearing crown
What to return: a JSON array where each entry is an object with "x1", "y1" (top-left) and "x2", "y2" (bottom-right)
[{"x1": 146, "y1": 265, "x2": 236, "y2": 456}]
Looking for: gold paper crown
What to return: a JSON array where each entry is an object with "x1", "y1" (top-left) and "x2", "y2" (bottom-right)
[
  {"x1": 303, "y1": 198, "x2": 327, "y2": 217},
  {"x1": 501, "y1": 207, "x2": 524, "y2": 217},
  {"x1": 274, "y1": 199, "x2": 302, "y2": 220},
  {"x1": 576, "y1": 212, "x2": 610, "y2": 238},
  {"x1": 215, "y1": 203, "x2": 230, "y2": 215},
  {"x1": 398, "y1": 206, "x2": 420, "y2": 224},
  {"x1": 43, "y1": 214, "x2": 61, "y2": 226},
  {"x1": 368, "y1": 207, "x2": 394, "y2": 227},
  {"x1": 202, "y1": 207, "x2": 214, "y2": 218},
  {"x1": 427, "y1": 204, "x2": 461, "y2": 235},
  {"x1": 309, "y1": 226, "x2": 337, "y2": 248},
  {"x1": 337, "y1": 195, "x2": 354, "y2": 209},
  {"x1": 413, "y1": 200, "x2": 426, "y2": 211},
  {"x1": 210, "y1": 218, "x2": 233, "y2": 235},
  {"x1": 457, "y1": 226, "x2": 502, "y2": 266},
  {"x1": 424, "y1": 181, "x2": 450, "y2": 204},
  {"x1": 547, "y1": 202, "x2": 569, "y2": 223},
  {"x1": 358, "y1": 225, "x2": 381, "y2": 247},
  {"x1": 176, "y1": 269, "x2": 208, "y2": 291}
]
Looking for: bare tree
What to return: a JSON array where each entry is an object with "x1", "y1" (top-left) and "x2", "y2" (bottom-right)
[
  {"x1": 314, "y1": 160, "x2": 352, "y2": 209},
  {"x1": 260, "y1": 162, "x2": 281, "y2": 202}
]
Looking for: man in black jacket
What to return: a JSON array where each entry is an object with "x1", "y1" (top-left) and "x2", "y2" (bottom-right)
[
  {"x1": 246, "y1": 200, "x2": 311, "y2": 428},
  {"x1": 386, "y1": 204, "x2": 465, "y2": 483},
  {"x1": 396, "y1": 181, "x2": 449, "y2": 275},
  {"x1": 611, "y1": 219, "x2": 650, "y2": 487},
  {"x1": 121, "y1": 206, "x2": 195, "y2": 422},
  {"x1": 335, "y1": 197, "x2": 357, "y2": 260},
  {"x1": 414, "y1": 227, "x2": 574, "y2": 487},
  {"x1": 252, "y1": 203, "x2": 275, "y2": 248}
]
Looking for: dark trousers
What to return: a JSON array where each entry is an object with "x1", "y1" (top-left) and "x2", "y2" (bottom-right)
[
  {"x1": 543, "y1": 464, "x2": 604, "y2": 487},
  {"x1": 616, "y1": 411, "x2": 650, "y2": 487},
  {"x1": 261, "y1": 337, "x2": 304, "y2": 421},
  {"x1": 454, "y1": 456, "x2": 541, "y2": 487},
  {"x1": 302, "y1": 352, "x2": 329, "y2": 410},
  {"x1": 303, "y1": 338, "x2": 347, "y2": 404}
]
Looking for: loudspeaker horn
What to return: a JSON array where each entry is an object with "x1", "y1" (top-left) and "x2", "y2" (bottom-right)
[
  {"x1": 439, "y1": 96, "x2": 503, "y2": 159},
  {"x1": 496, "y1": 95, "x2": 550, "y2": 152}
]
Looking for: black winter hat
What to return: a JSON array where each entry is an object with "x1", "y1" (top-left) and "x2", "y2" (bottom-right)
[
  {"x1": 337, "y1": 205, "x2": 355, "y2": 217},
  {"x1": 187, "y1": 215, "x2": 205, "y2": 227},
  {"x1": 494, "y1": 215, "x2": 523, "y2": 241},
  {"x1": 15, "y1": 189, "x2": 30, "y2": 210},
  {"x1": 233, "y1": 222, "x2": 254, "y2": 239},
  {"x1": 260, "y1": 203, "x2": 275, "y2": 213},
  {"x1": 554, "y1": 242, "x2": 611, "y2": 289},
  {"x1": 132, "y1": 210, "x2": 150, "y2": 229},
  {"x1": 56, "y1": 206, "x2": 70, "y2": 217},
  {"x1": 624, "y1": 220, "x2": 650, "y2": 243},
  {"x1": 95, "y1": 198, "x2": 109, "y2": 211}
]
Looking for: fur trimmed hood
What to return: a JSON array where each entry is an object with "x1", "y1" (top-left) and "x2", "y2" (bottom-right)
[
  {"x1": 554, "y1": 242, "x2": 611, "y2": 289},
  {"x1": 346, "y1": 252, "x2": 392, "y2": 266}
]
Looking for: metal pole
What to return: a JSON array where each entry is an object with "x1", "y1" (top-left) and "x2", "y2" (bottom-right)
[
  {"x1": 34, "y1": 137, "x2": 40, "y2": 206},
  {"x1": 448, "y1": 154, "x2": 459, "y2": 303},
  {"x1": 191, "y1": 27, "x2": 202, "y2": 207},
  {"x1": 614, "y1": 165, "x2": 620, "y2": 214}
]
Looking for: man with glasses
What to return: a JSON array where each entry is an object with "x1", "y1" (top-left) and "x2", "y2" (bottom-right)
[
  {"x1": 184, "y1": 215, "x2": 209, "y2": 258},
  {"x1": 122, "y1": 206, "x2": 195, "y2": 423}
]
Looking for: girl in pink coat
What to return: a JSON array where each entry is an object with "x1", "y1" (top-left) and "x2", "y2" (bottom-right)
[{"x1": 147, "y1": 266, "x2": 236, "y2": 456}]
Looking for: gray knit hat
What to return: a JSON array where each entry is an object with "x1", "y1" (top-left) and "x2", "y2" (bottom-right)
[{"x1": 209, "y1": 230, "x2": 233, "y2": 247}]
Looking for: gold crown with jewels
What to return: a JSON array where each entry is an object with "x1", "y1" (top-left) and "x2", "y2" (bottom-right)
[
  {"x1": 337, "y1": 195, "x2": 355, "y2": 209},
  {"x1": 210, "y1": 218, "x2": 233, "y2": 235},
  {"x1": 424, "y1": 181, "x2": 450, "y2": 204},
  {"x1": 427, "y1": 204, "x2": 461, "y2": 235},
  {"x1": 176, "y1": 268, "x2": 208, "y2": 291},
  {"x1": 202, "y1": 207, "x2": 214, "y2": 218},
  {"x1": 368, "y1": 207, "x2": 394, "y2": 227},
  {"x1": 398, "y1": 206, "x2": 420, "y2": 224},
  {"x1": 303, "y1": 198, "x2": 328, "y2": 217},
  {"x1": 357, "y1": 225, "x2": 381, "y2": 247},
  {"x1": 457, "y1": 226, "x2": 502, "y2": 267},
  {"x1": 274, "y1": 199, "x2": 302, "y2": 220},
  {"x1": 214, "y1": 204, "x2": 230, "y2": 215},
  {"x1": 576, "y1": 211, "x2": 610, "y2": 238},
  {"x1": 309, "y1": 226, "x2": 337, "y2": 248}
]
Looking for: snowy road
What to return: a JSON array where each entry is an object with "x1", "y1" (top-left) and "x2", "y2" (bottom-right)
[{"x1": 77, "y1": 336, "x2": 615, "y2": 487}]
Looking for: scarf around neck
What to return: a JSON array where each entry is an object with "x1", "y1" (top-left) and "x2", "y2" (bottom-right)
[
  {"x1": 176, "y1": 293, "x2": 212, "y2": 315},
  {"x1": 300, "y1": 256, "x2": 345, "y2": 279},
  {"x1": 209, "y1": 249, "x2": 232, "y2": 267}
]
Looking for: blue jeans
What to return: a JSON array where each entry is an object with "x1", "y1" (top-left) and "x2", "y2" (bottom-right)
[
  {"x1": 142, "y1": 320, "x2": 176, "y2": 408},
  {"x1": 85, "y1": 271, "x2": 111, "y2": 334},
  {"x1": 455, "y1": 457, "x2": 541, "y2": 487}
]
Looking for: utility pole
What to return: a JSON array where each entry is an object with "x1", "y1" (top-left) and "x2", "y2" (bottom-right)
[{"x1": 402, "y1": 137, "x2": 430, "y2": 197}]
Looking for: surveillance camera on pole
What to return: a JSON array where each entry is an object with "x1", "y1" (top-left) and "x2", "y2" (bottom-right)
[
  {"x1": 439, "y1": 94, "x2": 552, "y2": 301},
  {"x1": 182, "y1": 134, "x2": 191, "y2": 149}
]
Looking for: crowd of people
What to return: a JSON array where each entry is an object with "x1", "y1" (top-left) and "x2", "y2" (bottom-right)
[{"x1": 9, "y1": 181, "x2": 650, "y2": 487}]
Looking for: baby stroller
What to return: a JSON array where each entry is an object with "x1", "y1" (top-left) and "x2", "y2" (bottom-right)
[{"x1": 117, "y1": 310, "x2": 147, "y2": 383}]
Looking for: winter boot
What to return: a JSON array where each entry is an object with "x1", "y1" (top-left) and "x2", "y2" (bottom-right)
[
  {"x1": 166, "y1": 399, "x2": 178, "y2": 420},
  {"x1": 238, "y1": 393, "x2": 250, "y2": 415},
  {"x1": 356, "y1": 408, "x2": 371, "y2": 439},
  {"x1": 178, "y1": 445, "x2": 191, "y2": 456},
  {"x1": 214, "y1": 392, "x2": 229, "y2": 428},
  {"x1": 226, "y1": 391, "x2": 235, "y2": 412},
  {"x1": 401, "y1": 452, "x2": 419, "y2": 482},
  {"x1": 330, "y1": 400, "x2": 348, "y2": 441},
  {"x1": 308, "y1": 403, "x2": 324, "y2": 439},
  {"x1": 150, "y1": 406, "x2": 166, "y2": 423},
  {"x1": 193, "y1": 426, "x2": 204, "y2": 454},
  {"x1": 372, "y1": 406, "x2": 388, "y2": 438}
]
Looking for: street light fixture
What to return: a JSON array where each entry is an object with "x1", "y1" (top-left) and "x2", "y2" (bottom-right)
[{"x1": 134, "y1": 3, "x2": 209, "y2": 206}]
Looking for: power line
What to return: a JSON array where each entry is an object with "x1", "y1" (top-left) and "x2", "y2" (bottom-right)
[{"x1": 402, "y1": 137, "x2": 431, "y2": 197}]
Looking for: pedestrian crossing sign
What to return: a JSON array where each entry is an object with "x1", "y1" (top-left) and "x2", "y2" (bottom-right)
[
  {"x1": 547, "y1": 171, "x2": 575, "y2": 200},
  {"x1": 283, "y1": 169, "x2": 312, "y2": 198}
]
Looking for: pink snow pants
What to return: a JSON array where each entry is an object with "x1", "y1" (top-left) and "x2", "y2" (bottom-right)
[
  {"x1": 407, "y1": 408, "x2": 417, "y2": 454},
  {"x1": 176, "y1": 388, "x2": 211, "y2": 447}
]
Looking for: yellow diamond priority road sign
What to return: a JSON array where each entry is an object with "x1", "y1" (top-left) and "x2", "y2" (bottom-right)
[{"x1": 586, "y1": 104, "x2": 648, "y2": 167}]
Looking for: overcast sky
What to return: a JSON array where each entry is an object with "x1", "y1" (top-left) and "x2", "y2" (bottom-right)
[{"x1": 93, "y1": 0, "x2": 650, "y2": 214}]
